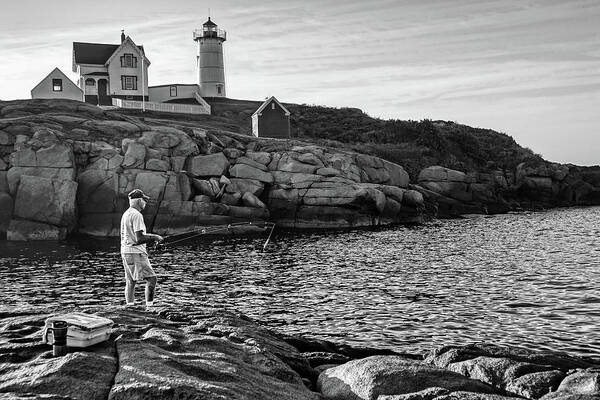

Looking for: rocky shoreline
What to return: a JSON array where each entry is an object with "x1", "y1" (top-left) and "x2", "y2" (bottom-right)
[
  {"x1": 0, "y1": 99, "x2": 425, "y2": 241},
  {"x1": 0, "y1": 305, "x2": 598, "y2": 399},
  {"x1": 2, "y1": 99, "x2": 600, "y2": 241}
]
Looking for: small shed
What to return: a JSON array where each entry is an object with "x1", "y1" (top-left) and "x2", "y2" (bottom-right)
[
  {"x1": 251, "y1": 96, "x2": 291, "y2": 138},
  {"x1": 31, "y1": 67, "x2": 82, "y2": 101}
]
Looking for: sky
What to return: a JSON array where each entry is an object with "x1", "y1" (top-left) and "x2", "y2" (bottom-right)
[{"x1": 1, "y1": 0, "x2": 598, "y2": 166}]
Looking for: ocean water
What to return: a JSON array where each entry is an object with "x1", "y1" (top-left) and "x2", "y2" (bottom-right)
[{"x1": 1, "y1": 206, "x2": 599, "y2": 357}]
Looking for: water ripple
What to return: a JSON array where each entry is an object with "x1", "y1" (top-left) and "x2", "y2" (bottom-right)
[{"x1": 0, "y1": 206, "x2": 599, "y2": 357}]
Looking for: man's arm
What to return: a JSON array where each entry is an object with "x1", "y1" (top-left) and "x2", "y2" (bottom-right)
[{"x1": 135, "y1": 230, "x2": 164, "y2": 245}]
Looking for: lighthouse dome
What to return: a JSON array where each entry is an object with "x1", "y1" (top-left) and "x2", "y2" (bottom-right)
[{"x1": 203, "y1": 17, "x2": 217, "y2": 27}]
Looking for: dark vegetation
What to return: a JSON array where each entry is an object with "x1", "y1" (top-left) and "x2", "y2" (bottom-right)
[
  {"x1": 204, "y1": 98, "x2": 543, "y2": 179},
  {"x1": 1, "y1": 98, "x2": 544, "y2": 181}
]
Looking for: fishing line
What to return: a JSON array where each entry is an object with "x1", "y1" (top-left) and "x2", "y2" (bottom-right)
[{"x1": 156, "y1": 221, "x2": 276, "y2": 250}]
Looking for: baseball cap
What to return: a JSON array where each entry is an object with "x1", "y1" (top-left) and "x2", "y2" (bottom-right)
[{"x1": 128, "y1": 189, "x2": 150, "y2": 200}]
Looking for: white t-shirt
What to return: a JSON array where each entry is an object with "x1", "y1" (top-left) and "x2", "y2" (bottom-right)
[{"x1": 120, "y1": 207, "x2": 147, "y2": 254}]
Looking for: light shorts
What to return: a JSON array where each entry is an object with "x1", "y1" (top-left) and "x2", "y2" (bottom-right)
[{"x1": 122, "y1": 253, "x2": 156, "y2": 282}]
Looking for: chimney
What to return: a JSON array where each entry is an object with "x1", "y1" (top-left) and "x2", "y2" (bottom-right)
[{"x1": 121, "y1": 30, "x2": 125, "y2": 43}]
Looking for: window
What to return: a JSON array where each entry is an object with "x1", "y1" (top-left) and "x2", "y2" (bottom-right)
[
  {"x1": 120, "y1": 53, "x2": 137, "y2": 68},
  {"x1": 85, "y1": 78, "x2": 95, "y2": 86},
  {"x1": 271, "y1": 103, "x2": 275, "y2": 110},
  {"x1": 170, "y1": 86, "x2": 177, "y2": 97},
  {"x1": 52, "y1": 79, "x2": 63, "y2": 92},
  {"x1": 217, "y1": 85, "x2": 222, "y2": 94},
  {"x1": 121, "y1": 75, "x2": 138, "y2": 90}
]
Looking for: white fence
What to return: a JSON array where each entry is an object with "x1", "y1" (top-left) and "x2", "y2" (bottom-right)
[{"x1": 112, "y1": 98, "x2": 210, "y2": 115}]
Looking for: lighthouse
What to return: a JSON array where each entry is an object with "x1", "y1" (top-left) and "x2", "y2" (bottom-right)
[{"x1": 193, "y1": 17, "x2": 226, "y2": 98}]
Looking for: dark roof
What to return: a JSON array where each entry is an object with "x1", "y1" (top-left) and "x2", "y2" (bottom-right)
[
  {"x1": 73, "y1": 42, "x2": 145, "y2": 65},
  {"x1": 203, "y1": 17, "x2": 217, "y2": 27}
]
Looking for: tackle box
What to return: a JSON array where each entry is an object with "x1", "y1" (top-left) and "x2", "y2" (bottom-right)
[{"x1": 42, "y1": 313, "x2": 114, "y2": 348}]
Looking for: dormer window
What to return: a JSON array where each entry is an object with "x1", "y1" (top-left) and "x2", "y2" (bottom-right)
[
  {"x1": 52, "y1": 79, "x2": 63, "y2": 92},
  {"x1": 121, "y1": 53, "x2": 137, "y2": 68}
]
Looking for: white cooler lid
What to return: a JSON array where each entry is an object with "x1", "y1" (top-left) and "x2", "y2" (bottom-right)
[{"x1": 45, "y1": 313, "x2": 114, "y2": 331}]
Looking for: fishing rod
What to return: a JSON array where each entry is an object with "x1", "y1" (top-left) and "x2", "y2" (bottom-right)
[{"x1": 156, "y1": 221, "x2": 276, "y2": 249}]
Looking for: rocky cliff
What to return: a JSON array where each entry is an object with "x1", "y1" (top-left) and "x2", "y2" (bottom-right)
[
  {"x1": 412, "y1": 163, "x2": 600, "y2": 218},
  {"x1": 0, "y1": 100, "x2": 424, "y2": 240}
]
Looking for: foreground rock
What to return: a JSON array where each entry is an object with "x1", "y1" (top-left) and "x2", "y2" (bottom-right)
[
  {"x1": 426, "y1": 344, "x2": 600, "y2": 400},
  {"x1": 0, "y1": 99, "x2": 424, "y2": 240},
  {"x1": 1, "y1": 307, "x2": 598, "y2": 400},
  {"x1": 317, "y1": 355, "x2": 495, "y2": 399},
  {"x1": 0, "y1": 307, "x2": 321, "y2": 400}
]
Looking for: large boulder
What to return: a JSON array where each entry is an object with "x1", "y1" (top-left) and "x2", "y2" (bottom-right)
[
  {"x1": 235, "y1": 156, "x2": 269, "y2": 171},
  {"x1": 121, "y1": 142, "x2": 146, "y2": 169},
  {"x1": 133, "y1": 171, "x2": 168, "y2": 200},
  {"x1": 318, "y1": 356, "x2": 494, "y2": 400},
  {"x1": 77, "y1": 170, "x2": 118, "y2": 214},
  {"x1": 245, "y1": 151, "x2": 271, "y2": 165},
  {"x1": 138, "y1": 128, "x2": 199, "y2": 157},
  {"x1": 110, "y1": 332, "x2": 319, "y2": 400},
  {"x1": 301, "y1": 186, "x2": 386, "y2": 214},
  {"x1": 192, "y1": 178, "x2": 219, "y2": 199},
  {"x1": 273, "y1": 154, "x2": 319, "y2": 174},
  {"x1": 0, "y1": 344, "x2": 116, "y2": 399},
  {"x1": 230, "y1": 163, "x2": 274, "y2": 183},
  {"x1": 419, "y1": 166, "x2": 470, "y2": 183},
  {"x1": 9, "y1": 144, "x2": 73, "y2": 168},
  {"x1": 427, "y1": 344, "x2": 600, "y2": 400},
  {"x1": 188, "y1": 152, "x2": 230, "y2": 177},
  {"x1": 446, "y1": 356, "x2": 563, "y2": 398},
  {"x1": 7, "y1": 167, "x2": 75, "y2": 196},
  {"x1": 162, "y1": 172, "x2": 192, "y2": 202},
  {"x1": 242, "y1": 192, "x2": 266, "y2": 208},
  {"x1": 418, "y1": 166, "x2": 473, "y2": 203},
  {"x1": 13, "y1": 175, "x2": 77, "y2": 228},
  {"x1": 35, "y1": 144, "x2": 73, "y2": 168},
  {"x1": 382, "y1": 160, "x2": 410, "y2": 187},
  {"x1": 226, "y1": 178, "x2": 264, "y2": 196},
  {"x1": 541, "y1": 370, "x2": 600, "y2": 399}
]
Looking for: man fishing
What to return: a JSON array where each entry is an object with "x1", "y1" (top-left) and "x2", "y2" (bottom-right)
[{"x1": 120, "y1": 189, "x2": 164, "y2": 309}]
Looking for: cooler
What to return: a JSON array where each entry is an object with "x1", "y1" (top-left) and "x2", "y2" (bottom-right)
[{"x1": 42, "y1": 313, "x2": 114, "y2": 348}]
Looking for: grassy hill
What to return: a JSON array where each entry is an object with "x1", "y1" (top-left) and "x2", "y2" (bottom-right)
[
  {"x1": 200, "y1": 98, "x2": 542, "y2": 180},
  {"x1": 2, "y1": 97, "x2": 542, "y2": 181}
]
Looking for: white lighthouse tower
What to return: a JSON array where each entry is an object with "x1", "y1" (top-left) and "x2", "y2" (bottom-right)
[{"x1": 193, "y1": 17, "x2": 226, "y2": 98}]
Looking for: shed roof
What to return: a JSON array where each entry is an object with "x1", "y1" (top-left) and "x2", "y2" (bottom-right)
[{"x1": 252, "y1": 96, "x2": 291, "y2": 117}]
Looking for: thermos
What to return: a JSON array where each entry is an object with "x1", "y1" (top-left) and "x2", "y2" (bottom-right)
[{"x1": 51, "y1": 320, "x2": 68, "y2": 357}]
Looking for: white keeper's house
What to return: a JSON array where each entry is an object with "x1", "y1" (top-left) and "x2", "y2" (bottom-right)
[{"x1": 73, "y1": 31, "x2": 150, "y2": 106}]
